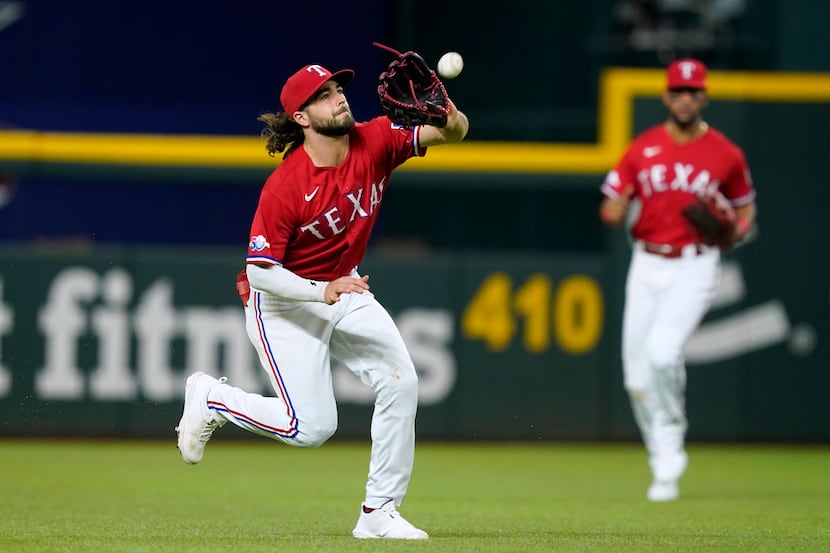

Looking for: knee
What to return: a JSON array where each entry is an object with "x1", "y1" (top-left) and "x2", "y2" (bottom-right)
[
  {"x1": 384, "y1": 366, "x2": 419, "y2": 395},
  {"x1": 646, "y1": 341, "x2": 681, "y2": 371},
  {"x1": 375, "y1": 365, "x2": 419, "y2": 408},
  {"x1": 292, "y1": 418, "x2": 337, "y2": 448}
]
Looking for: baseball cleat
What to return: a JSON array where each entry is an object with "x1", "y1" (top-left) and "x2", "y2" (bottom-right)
[
  {"x1": 647, "y1": 449, "x2": 686, "y2": 501},
  {"x1": 352, "y1": 501, "x2": 428, "y2": 540},
  {"x1": 175, "y1": 371, "x2": 226, "y2": 464},
  {"x1": 647, "y1": 479, "x2": 679, "y2": 502},
  {"x1": 651, "y1": 450, "x2": 688, "y2": 482}
]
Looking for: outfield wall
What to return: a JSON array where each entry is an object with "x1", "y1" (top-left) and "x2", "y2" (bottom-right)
[{"x1": 0, "y1": 241, "x2": 826, "y2": 442}]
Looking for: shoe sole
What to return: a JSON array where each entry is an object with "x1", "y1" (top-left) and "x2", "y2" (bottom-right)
[
  {"x1": 353, "y1": 525, "x2": 429, "y2": 540},
  {"x1": 352, "y1": 531, "x2": 428, "y2": 540},
  {"x1": 647, "y1": 483, "x2": 679, "y2": 502}
]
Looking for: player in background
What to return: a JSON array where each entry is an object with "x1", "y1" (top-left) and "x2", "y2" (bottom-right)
[
  {"x1": 176, "y1": 63, "x2": 469, "y2": 539},
  {"x1": 599, "y1": 59, "x2": 756, "y2": 501}
]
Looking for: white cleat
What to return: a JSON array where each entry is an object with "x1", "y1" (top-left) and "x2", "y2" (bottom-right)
[
  {"x1": 175, "y1": 371, "x2": 226, "y2": 464},
  {"x1": 647, "y1": 449, "x2": 687, "y2": 501},
  {"x1": 352, "y1": 501, "x2": 429, "y2": 540},
  {"x1": 648, "y1": 479, "x2": 679, "y2": 502}
]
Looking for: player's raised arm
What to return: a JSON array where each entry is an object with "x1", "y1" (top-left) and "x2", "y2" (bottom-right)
[{"x1": 420, "y1": 100, "x2": 469, "y2": 146}]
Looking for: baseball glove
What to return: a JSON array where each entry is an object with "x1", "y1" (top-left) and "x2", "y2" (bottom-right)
[
  {"x1": 373, "y1": 41, "x2": 449, "y2": 128},
  {"x1": 681, "y1": 190, "x2": 737, "y2": 249}
]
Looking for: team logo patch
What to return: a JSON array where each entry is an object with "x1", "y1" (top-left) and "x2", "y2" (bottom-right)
[{"x1": 249, "y1": 235, "x2": 270, "y2": 251}]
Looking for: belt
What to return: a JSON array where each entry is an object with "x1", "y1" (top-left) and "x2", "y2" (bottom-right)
[{"x1": 640, "y1": 241, "x2": 703, "y2": 258}]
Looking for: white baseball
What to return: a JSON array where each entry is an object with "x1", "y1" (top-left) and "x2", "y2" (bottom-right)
[{"x1": 437, "y1": 52, "x2": 464, "y2": 79}]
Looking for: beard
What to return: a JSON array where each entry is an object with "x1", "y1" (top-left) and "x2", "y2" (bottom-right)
[
  {"x1": 310, "y1": 110, "x2": 355, "y2": 137},
  {"x1": 668, "y1": 111, "x2": 699, "y2": 131}
]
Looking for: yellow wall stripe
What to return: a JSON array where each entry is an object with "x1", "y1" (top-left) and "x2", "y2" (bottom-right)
[{"x1": 1, "y1": 69, "x2": 828, "y2": 175}]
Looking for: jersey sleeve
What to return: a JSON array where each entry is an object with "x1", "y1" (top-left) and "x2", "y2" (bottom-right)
[
  {"x1": 378, "y1": 116, "x2": 425, "y2": 167},
  {"x1": 720, "y1": 147, "x2": 756, "y2": 207},
  {"x1": 246, "y1": 188, "x2": 295, "y2": 266},
  {"x1": 353, "y1": 117, "x2": 425, "y2": 174},
  {"x1": 601, "y1": 147, "x2": 638, "y2": 198}
]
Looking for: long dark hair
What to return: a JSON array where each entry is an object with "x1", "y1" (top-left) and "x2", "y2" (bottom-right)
[{"x1": 257, "y1": 112, "x2": 304, "y2": 158}]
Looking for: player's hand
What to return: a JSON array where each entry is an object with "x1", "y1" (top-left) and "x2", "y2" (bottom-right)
[
  {"x1": 324, "y1": 275, "x2": 370, "y2": 305},
  {"x1": 600, "y1": 186, "x2": 635, "y2": 227}
]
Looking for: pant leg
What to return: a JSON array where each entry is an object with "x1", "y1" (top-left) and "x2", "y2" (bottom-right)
[
  {"x1": 622, "y1": 249, "x2": 662, "y2": 455},
  {"x1": 207, "y1": 289, "x2": 339, "y2": 447},
  {"x1": 330, "y1": 290, "x2": 419, "y2": 508},
  {"x1": 645, "y1": 250, "x2": 720, "y2": 474}
]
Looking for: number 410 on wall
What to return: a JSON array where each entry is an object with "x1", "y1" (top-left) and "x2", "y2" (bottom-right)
[{"x1": 460, "y1": 273, "x2": 604, "y2": 354}]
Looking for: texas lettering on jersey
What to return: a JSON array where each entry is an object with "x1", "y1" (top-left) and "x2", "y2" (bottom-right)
[
  {"x1": 634, "y1": 162, "x2": 719, "y2": 198},
  {"x1": 298, "y1": 177, "x2": 386, "y2": 240}
]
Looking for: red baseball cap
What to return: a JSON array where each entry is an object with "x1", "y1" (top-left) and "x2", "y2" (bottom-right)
[
  {"x1": 666, "y1": 59, "x2": 707, "y2": 90},
  {"x1": 280, "y1": 64, "x2": 355, "y2": 115}
]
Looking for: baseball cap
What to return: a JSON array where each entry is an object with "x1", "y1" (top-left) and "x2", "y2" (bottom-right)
[
  {"x1": 280, "y1": 64, "x2": 355, "y2": 115},
  {"x1": 666, "y1": 59, "x2": 707, "y2": 90}
]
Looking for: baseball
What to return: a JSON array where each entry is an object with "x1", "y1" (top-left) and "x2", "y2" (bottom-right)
[{"x1": 437, "y1": 52, "x2": 464, "y2": 79}]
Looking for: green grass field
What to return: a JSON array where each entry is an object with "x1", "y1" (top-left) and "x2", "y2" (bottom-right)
[{"x1": 1, "y1": 440, "x2": 828, "y2": 552}]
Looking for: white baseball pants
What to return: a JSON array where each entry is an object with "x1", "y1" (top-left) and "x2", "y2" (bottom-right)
[
  {"x1": 207, "y1": 287, "x2": 419, "y2": 508},
  {"x1": 622, "y1": 243, "x2": 720, "y2": 478}
]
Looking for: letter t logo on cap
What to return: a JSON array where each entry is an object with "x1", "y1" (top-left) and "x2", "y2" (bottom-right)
[
  {"x1": 306, "y1": 65, "x2": 328, "y2": 77},
  {"x1": 679, "y1": 61, "x2": 697, "y2": 80}
]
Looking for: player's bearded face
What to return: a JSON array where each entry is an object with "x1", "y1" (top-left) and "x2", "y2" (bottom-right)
[
  {"x1": 669, "y1": 109, "x2": 698, "y2": 130},
  {"x1": 666, "y1": 89, "x2": 706, "y2": 129},
  {"x1": 308, "y1": 106, "x2": 355, "y2": 137}
]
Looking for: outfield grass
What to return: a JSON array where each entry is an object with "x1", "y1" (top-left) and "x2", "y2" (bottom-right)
[{"x1": 0, "y1": 440, "x2": 827, "y2": 552}]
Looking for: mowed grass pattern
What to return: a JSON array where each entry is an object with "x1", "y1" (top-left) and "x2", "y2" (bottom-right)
[{"x1": 1, "y1": 440, "x2": 828, "y2": 552}]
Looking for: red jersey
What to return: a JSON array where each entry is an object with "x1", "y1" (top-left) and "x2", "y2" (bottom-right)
[
  {"x1": 601, "y1": 124, "x2": 755, "y2": 247},
  {"x1": 247, "y1": 117, "x2": 425, "y2": 280}
]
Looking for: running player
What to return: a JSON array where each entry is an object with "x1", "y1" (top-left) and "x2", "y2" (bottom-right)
[
  {"x1": 599, "y1": 59, "x2": 756, "y2": 501},
  {"x1": 176, "y1": 63, "x2": 469, "y2": 538}
]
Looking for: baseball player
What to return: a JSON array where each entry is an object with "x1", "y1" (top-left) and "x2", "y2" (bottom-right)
[
  {"x1": 176, "y1": 63, "x2": 468, "y2": 539},
  {"x1": 599, "y1": 59, "x2": 756, "y2": 501}
]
